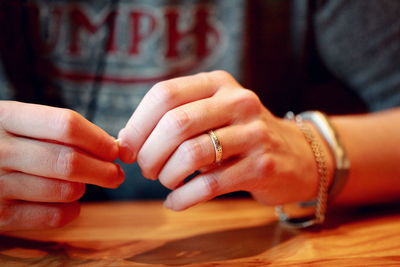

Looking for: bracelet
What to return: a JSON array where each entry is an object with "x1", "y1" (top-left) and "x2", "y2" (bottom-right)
[
  {"x1": 275, "y1": 111, "x2": 350, "y2": 228},
  {"x1": 275, "y1": 111, "x2": 329, "y2": 228},
  {"x1": 299, "y1": 111, "x2": 350, "y2": 199}
]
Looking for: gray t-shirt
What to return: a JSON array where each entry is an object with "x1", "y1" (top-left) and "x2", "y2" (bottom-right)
[
  {"x1": 0, "y1": 0, "x2": 398, "y2": 200},
  {"x1": 315, "y1": 0, "x2": 400, "y2": 111},
  {"x1": 0, "y1": 0, "x2": 247, "y2": 200}
]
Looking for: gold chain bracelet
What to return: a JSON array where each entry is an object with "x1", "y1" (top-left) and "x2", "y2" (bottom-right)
[{"x1": 275, "y1": 111, "x2": 329, "y2": 227}]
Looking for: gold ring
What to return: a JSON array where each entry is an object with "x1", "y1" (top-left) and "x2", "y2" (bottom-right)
[{"x1": 208, "y1": 130, "x2": 223, "y2": 164}]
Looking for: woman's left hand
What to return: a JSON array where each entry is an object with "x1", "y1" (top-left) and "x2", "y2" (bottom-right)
[{"x1": 118, "y1": 71, "x2": 321, "y2": 210}]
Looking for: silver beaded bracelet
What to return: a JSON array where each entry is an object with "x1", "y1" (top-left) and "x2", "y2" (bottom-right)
[{"x1": 275, "y1": 111, "x2": 350, "y2": 228}]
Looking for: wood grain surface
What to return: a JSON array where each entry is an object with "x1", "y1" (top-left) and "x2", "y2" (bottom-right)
[{"x1": 1, "y1": 198, "x2": 400, "y2": 266}]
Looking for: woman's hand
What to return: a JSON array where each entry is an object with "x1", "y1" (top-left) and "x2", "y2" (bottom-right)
[
  {"x1": 119, "y1": 71, "x2": 323, "y2": 211},
  {"x1": 0, "y1": 101, "x2": 124, "y2": 231}
]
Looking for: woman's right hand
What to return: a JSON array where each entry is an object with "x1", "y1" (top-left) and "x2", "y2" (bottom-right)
[{"x1": 0, "y1": 101, "x2": 124, "y2": 232}]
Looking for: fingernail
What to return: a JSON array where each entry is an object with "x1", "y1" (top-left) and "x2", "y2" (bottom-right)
[
  {"x1": 117, "y1": 128, "x2": 136, "y2": 163},
  {"x1": 118, "y1": 140, "x2": 136, "y2": 163}
]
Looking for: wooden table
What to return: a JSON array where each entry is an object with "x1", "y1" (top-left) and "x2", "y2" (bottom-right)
[{"x1": 1, "y1": 198, "x2": 400, "y2": 266}]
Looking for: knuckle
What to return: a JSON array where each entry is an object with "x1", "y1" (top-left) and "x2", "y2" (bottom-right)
[
  {"x1": 231, "y1": 89, "x2": 262, "y2": 114},
  {"x1": 210, "y1": 70, "x2": 233, "y2": 81},
  {"x1": 202, "y1": 174, "x2": 219, "y2": 197},
  {"x1": 59, "y1": 182, "x2": 86, "y2": 202},
  {"x1": 180, "y1": 139, "x2": 204, "y2": 168},
  {"x1": 149, "y1": 81, "x2": 179, "y2": 107},
  {"x1": 209, "y1": 70, "x2": 239, "y2": 87},
  {"x1": 162, "y1": 109, "x2": 191, "y2": 138},
  {"x1": 255, "y1": 155, "x2": 276, "y2": 176},
  {"x1": 54, "y1": 109, "x2": 81, "y2": 141},
  {"x1": 54, "y1": 147, "x2": 79, "y2": 178},
  {"x1": 249, "y1": 121, "x2": 270, "y2": 144}
]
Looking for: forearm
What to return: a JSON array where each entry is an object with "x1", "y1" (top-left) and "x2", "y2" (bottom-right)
[{"x1": 330, "y1": 107, "x2": 400, "y2": 205}]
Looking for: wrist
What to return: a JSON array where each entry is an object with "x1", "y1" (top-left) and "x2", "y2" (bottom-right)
[
  {"x1": 282, "y1": 119, "x2": 321, "y2": 202},
  {"x1": 276, "y1": 111, "x2": 344, "y2": 228}
]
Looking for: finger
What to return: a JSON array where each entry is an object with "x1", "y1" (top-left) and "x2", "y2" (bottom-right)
[
  {"x1": 0, "y1": 101, "x2": 118, "y2": 161},
  {"x1": 0, "y1": 172, "x2": 85, "y2": 203},
  {"x1": 137, "y1": 96, "x2": 229, "y2": 179},
  {"x1": 136, "y1": 88, "x2": 261, "y2": 180},
  {"x1": 118, "y1": 71, "x2": 240, "y2": 163},
  {"x1": 4, "y1": 136, "x2": 124, "y2": 188},
  {"x1": 164, "y1": 154, "x2": 274, "y2": 211},
  {"x1": 0, "y1": 201, "x2": 80, "y2": 232},
  {"x1": 158, "y1": 122, "x2": 266, "y2": 189}
]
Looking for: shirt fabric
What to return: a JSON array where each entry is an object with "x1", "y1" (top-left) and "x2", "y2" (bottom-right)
[{"x1": 0, "y1": 0, "x2": 399, "y2": 200}]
